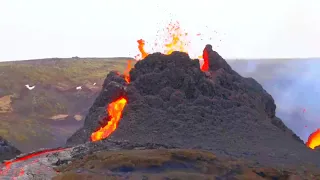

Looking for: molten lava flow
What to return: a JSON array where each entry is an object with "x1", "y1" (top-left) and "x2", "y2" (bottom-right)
[
  {"x1": 123, "y1": 60, "x2": 132, "y2": 83},
  {"x1": 306, "y1": 129, "x2": 320, "y2": 149},
  {"x1": 91, "y1": 97, "x2": 127, "y2": 142},
  {"x1": 0, "y1": 148, "x2": 66, "y2": 177},
  {"x1": 201, "y1": 47, "x2": 209, "y2": 71}
]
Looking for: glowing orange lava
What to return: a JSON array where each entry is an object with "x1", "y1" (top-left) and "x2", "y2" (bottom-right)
[
  {"x1": 135, "y1": 21, "x2": 209, "y2": 72},
  {"x1": 91, "y1": 97, "x2": 127, "y2": 142},
  {"x1": 91, "y1": 21, "x2": 210, "y2": 143},
  {"x1": 137, "y1": 39, "x2": 149, "y2": 59},
  {"x1": 306, "y1": 129, "x2": 320, "y2": 149},
  {"x1": 163, "y1": 21, "x2": 190, "y2": 55},
  {"x1": 201, "y1": 47, "x2": 209, "y2": 71},
  {"x1": 134, "y1": 21, "x2": 192, "y2": 59}
]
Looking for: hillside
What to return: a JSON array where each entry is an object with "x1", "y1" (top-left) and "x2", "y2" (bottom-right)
[{"x1": 0, "y1": 57, "x2": 133, "y2": 152}]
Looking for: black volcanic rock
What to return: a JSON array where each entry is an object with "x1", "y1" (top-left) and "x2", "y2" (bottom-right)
[
  {"x1": 204, "y1": 44, "x2": 233, "y2": 72},
  {"x1": 0, "y1": 136, "x2": 21, "y2": 161},
  {"x1": 67, "y1": 45, "x2": 320, "y2": 167}
]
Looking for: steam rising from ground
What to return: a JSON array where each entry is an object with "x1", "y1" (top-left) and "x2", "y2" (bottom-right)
[{"x1": 230, "y1": 58, "x2": 320, "y2": 142}]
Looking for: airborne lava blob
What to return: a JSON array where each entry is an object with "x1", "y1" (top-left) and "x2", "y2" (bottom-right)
[
  {"x1": 90, "y1": 97, "x2": 128, "y2": 142},
  {"x1": 306, "y1": 129, "x2": 320, "y2": 149},
  {"x1": 137, "y1": 39, "x2": 149, "y2": 59}
]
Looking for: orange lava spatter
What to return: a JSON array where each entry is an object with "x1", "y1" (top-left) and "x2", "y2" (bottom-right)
[
  {"x1": 135, "y1": 21, "x2": 208, "y2": 68},
  {"x1": 135, "y1": 21, "x2": 192, "y2": 59},
  {"x1": 306, "y1": 129, "x2": 320, "y2": 149},
  {"x1": 163, "y1": 21, "x2": 190, "y2": 55},
  {"x1": 137, "y1": 39, "x2": 149, "y2": 59},
  {"x1": 90, "y1": 97, "x2": 127, "y2": 142}
]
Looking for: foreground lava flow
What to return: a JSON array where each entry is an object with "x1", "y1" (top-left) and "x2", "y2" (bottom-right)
[
  {"x1": 91, "y1": 97, "x2": 128, "y2": 142},
  {"x1": 0, "y1": 148, "x2": 66, "y2": 177},
  {"x1": 307, "y1": 129, "x2": 320, "y2": 149}
]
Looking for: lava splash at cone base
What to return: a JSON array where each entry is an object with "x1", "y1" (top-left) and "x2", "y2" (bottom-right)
[{"x1": 306, "y1": 129, "x2": 320, "y2": 149}]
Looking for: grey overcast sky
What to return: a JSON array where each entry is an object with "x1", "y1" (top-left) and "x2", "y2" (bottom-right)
[{"x1": 0, "y1": 0, "x2": 319, "y2": 61}]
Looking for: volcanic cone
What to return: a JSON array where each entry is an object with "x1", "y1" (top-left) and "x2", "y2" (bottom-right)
[{"x1": 67, "y1": 45, "x2": 320, "y2": 167}]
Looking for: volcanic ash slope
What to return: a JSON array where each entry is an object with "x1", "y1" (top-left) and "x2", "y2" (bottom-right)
[{"x1": 67, "y1": 45, "x2": 320, "y2": 167}]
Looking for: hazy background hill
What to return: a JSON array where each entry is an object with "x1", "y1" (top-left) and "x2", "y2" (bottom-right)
[
  {"x1": 230, "y1": 58, "x2": 320, "y2": 142},
  {"x1": 0, "y1": 57, "x2": 319, "y2": 152}
]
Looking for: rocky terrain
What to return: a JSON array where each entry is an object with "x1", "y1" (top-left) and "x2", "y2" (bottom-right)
[{"x1": 0, "y1": 139, "x2": 318, "y2": 179}]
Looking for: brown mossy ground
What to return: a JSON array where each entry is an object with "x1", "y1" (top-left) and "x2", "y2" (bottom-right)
[{"x1": 53, "y1": 149, "x2": 320, "y2": 180}]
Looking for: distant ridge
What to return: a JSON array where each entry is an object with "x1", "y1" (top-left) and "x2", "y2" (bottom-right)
[
  {"x1": 1, "y1": 56, "x2": 320, "y2": 63},
  {"x1": 0, "y1": 57, "x2": 135, "y2": 63}
]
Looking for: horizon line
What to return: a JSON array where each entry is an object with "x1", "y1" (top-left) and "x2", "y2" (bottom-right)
[{"x1": 1, "y1": 56, "x2": 320, "y2": 62}]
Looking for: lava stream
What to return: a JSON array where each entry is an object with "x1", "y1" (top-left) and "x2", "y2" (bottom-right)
[
  {"x1": 90, "y1": 97, "x2": 128, "y2": 142},
  {"x1": 0, "y1": 148, "x2": 66, "y2": 177}
]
